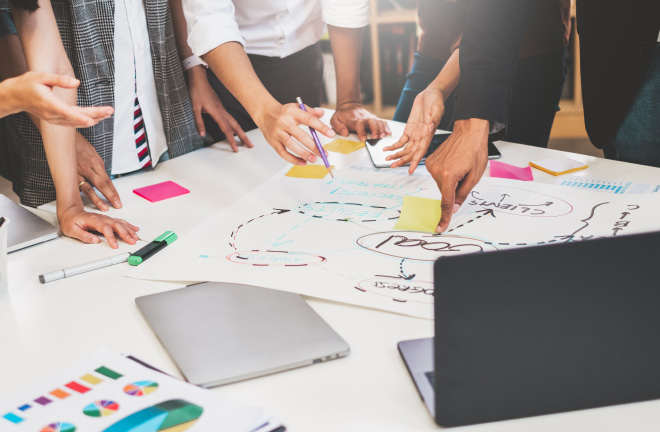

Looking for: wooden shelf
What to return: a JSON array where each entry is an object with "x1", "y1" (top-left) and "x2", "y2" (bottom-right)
[
  {"x1": 366, "y1": 0, "x2": 587, "y2": 139},
  {"x1": 372, "y1": 9, "x2": 418, "y2": 24}
]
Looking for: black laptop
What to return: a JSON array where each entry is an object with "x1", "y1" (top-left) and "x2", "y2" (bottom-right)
[{"x1": 399, "y1": 231, "x2": 660, "y2": 427}]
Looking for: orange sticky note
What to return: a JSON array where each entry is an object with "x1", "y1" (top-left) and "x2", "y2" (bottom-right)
[
  {"x1": 285, "y1": 165, "x2": 334, "y2": 179},
  {"x1": 324, "y1": 139, "x2": 365, "y2": 154}
]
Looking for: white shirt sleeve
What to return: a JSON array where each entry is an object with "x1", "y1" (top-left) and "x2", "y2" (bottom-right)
[
  {"x1": 321, "y1": 0, "x2": 370, "y2": 28},
  {"x1": 183, "y1": 0, "x2": 246, "y2": 57}
]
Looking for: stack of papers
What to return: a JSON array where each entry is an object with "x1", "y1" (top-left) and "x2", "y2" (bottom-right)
[
  {"x1": 529, "y1": 156, "x2": 588, "y2": 176},
  {"x1": 1, "y1": 348, "x2": 282, "y2": 432}
]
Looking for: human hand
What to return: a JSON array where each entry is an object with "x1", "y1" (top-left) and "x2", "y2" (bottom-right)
[
  {"x1": 254, "y1": 101, "x2": 335, "y2": 165},
  {"x1": 58, "y1": 203, "x2": 140, "y2": 249},
  {"x1": 330, "y1": 102, "x2": 390, "y2": 142},
  {"x1": 186, "y1": 66, "x2": 253, "y2": 151},
  {"x1": 384, "y1": 88, "x2": 446, "y2": 174},
  {"x1": 0, "y1": 71, "x2": 113, "y2": 127},
  {"x1": 424, "y1": 118, "x2": 490, "y2": 233},
  {"x1": 75, "y1": 133, "x2": 122, "y2": 211}
]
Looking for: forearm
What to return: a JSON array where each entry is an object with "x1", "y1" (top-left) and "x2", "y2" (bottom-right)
[
  {"x1": 427, "y1": 49, "x2": 460, "y2": 100},
  {"x1": 170, "y1": 0, "x2": 194, "y2": 59},
  {"x1": 328, "y1": 25, "x2": 364, "y2": 107},
  {"x1": 12, "y1": 0, "x2": 81, "y2": 213},
  {"x1": 0, "y1": 33, "x2": 27, "y2": 117},
  {"x1": 0, "y1": 82, "x2": 18, "y2": 117},
  {"x1": 203, "y1": 42, "x2": 278, "y2": 125}
]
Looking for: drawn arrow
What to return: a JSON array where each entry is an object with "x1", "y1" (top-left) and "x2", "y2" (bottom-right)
[
  {"x1": 229, "y1": 208, "x2": 291, "y2": 250},
  {"x1": 486, "y1": 202, "x2": 611, "y2": 247},
  {"x1": 445, "y1": 209, "x2": 496, "y2": 234},
  {"x1": 374, "y1": 258, "x2": 416, "y2": 281},
  {"x1": 518, "y1": 201, "x2": 553, "y2": 207}
]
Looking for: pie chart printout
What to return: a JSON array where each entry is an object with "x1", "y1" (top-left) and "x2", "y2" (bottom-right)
[
  {"x1": 102, "y1": 399, "x2": 203, "y2": 432},
  {"x1": 83, "y1": 400, "x2": 120, "y2": 417},
  {"x1": 40, "y1": 423, "x2": 76, "y2": 432},
  {"x1": 124, "y1": 381, "x2": 159, "y2": 396}
]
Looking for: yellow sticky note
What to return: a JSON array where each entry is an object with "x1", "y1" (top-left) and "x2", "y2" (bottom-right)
[
  {"x1": 394, "y1": 195, "x2": 442, "y2": 233},
  {"x1": 324, "y1": 139, "x2": 365, "y2": 154},
  {"x1": 285, "y1": 164, "x2": 334, "y2": 179}
]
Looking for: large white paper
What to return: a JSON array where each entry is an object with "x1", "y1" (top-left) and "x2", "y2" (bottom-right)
[
  {"x1": 0, "y1": 348, "x2": 273, "y2": 431},
  {"x1": 129, "y1": 167, "x2": 660, "y2": 319}
]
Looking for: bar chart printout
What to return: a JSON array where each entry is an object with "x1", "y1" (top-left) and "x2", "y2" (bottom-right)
[
  {"x1": 557, "y1": 176, "x2": 660, "y2": 195},
  {"x1": 0, "y1": 348, "x2": 276, "y2": 431}
]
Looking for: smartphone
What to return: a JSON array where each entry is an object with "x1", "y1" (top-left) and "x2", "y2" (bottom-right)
[{"x1": 365, "y1": 133, "x2": 501, "y2": 168}]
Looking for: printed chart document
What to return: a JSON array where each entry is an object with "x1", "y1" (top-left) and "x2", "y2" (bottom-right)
[
  {"x1": 0, "y1": 348, "x2": 277, "y2": 432},
  {"x1": 129, "y1": 166, "x2": 660, "y2": 319},
  {"x1": 556, "y1": 176, "x2": 660, "y2": 194}
]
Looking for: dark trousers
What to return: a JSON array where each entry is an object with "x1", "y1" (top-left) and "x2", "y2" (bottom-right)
[
  {"x1": 204, "y1": 42, "x2": 324, "y2": 141},
  {"x1": 604, "y1": 45, "x2": 660, "y2": 167},
  {"x1": 393, "y1": 48, "x2": 567, "y2": 148}
]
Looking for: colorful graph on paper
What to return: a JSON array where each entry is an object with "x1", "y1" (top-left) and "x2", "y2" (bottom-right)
[
  {"x1": 123, "y1": 381, "x2": 159, "y2": 397},
  {"x1": 557, "y1": 176, "x2": 660, "y2": 194},
  {"x1": 0, "y1": 349, "x2": 272, "y2": 431},
  {"x1": 83, "y1": 400, "x2": 119, "y2": 417},
  {"x1": 2, "y1": 365, "x2": 123, "y2": 425},
  {"x1": 40, "y1": 422, "x2": 76, "y2": 432}
]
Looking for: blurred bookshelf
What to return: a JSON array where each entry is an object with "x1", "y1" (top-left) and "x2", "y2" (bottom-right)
[
  {"x1": 367, "y1": 0, "x2": 417, "y2": 117},
  {"x1": 322, "y1": 0, "x2": 587, "y2": 140},
  {"x1": 550, "y1": 2, "x2": 588, "y2": 139}
]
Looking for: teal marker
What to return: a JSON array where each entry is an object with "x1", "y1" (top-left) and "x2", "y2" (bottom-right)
[
  {"x1": 39, "y1": 231, "x2": 177, "y2": 283},
  {"x1": 128, "y1": 231, "x2": 178, "y2": 266}
]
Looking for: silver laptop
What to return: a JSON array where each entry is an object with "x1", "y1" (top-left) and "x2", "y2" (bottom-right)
[
  {"x1": 136, "y1": 282, "x2": 350, "y2": 387},
  {"x1": 0, "y1": 194, "x2": 59, "y2": 252}
]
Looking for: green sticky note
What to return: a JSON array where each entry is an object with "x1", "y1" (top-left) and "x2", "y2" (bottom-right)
[
  {"x1": 394, "y1": 195, "x2": 442, "y2": 233},
  {"x1": 324, "y1": 139, "x2": 365, "y2": 154}
]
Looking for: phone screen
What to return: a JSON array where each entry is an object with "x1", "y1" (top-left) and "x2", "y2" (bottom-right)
[
  {"x1": 426, "y1": 134, "x2": 501, "y2": 160},
  {"x1": 365, "y1": 133, "x2": 501, "y2": 168}
]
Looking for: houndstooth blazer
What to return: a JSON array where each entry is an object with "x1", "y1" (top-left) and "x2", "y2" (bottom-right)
[{"x1": 0, "y1": 0, "x2": 205, "y2": 207}]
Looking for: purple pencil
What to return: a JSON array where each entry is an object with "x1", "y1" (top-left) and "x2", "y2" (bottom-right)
[{"x1": 296, "y1": 96, "x2": 334, "y2": 179}]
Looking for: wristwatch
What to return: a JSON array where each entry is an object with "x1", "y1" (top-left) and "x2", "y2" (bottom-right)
[{"x1": 182, "y1": 55, "x2": 207, "y2": 71}]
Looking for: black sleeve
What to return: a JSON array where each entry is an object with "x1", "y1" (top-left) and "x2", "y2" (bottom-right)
[{"x1": 452, "y1": 0, "x2": 531, "y2": 129}]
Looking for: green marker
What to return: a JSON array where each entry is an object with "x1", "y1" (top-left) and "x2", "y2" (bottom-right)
[{"x1": 128, "y1": 231, "x2": 178, "y2": 266}]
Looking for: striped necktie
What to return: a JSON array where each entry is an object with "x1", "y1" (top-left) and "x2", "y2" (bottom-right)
[{"x1": 134, "y1": 96, "x2": 152, "y2": 168}]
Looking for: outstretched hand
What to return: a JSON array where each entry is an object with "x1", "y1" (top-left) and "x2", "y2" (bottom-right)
[
  {"x1": 0, "y1": 71, "x2": 113, "y2": 127},
  {"x1": 330, "y1": 102, "x2": 390, "y2": 142},
  {"x1": 255, "y1": 102, "x2": 335, "y2": 165},
  {"x1": 75, "y1": 133, "x2": 122, "y2": 211},
  {"x1": 187, "y1": 66, "x2": 253, "y2": 151},
  {"x1": 384, "y1": 88, "x2": 445, "y2": 174},
  {"x1": 424, "y1": 118, "x2": 490, "y2": 233},
  {"x1": 58, "y1": 204, "x2": 140, "y2": 249}
]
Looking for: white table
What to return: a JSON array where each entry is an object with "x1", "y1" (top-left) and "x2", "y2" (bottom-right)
[{"x1": 2, "y1": 113, "x2": 660, "y2": 431}]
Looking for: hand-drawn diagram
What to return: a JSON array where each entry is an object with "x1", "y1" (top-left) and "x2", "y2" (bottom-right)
[{"x1": 130, "y1": 168, "x2": 660, "y2": 319}]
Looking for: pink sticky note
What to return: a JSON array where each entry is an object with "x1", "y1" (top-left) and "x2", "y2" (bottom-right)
[
  {"x1": 133, "y1": 181, "x2": 190, "y2": 202},
  {"x1": 489, "y1": 161, "x2": 534, "y2": 181}
]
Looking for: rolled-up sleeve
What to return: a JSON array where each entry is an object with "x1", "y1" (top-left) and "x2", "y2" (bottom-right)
[
  {"x1": 321, "y1": 0, "x2": 369, "y2": 28},
  {"x1": 453, "y1": 0, "x2": 530, "y2": 130},
  {"x1": 184, "y1": 0, "x2": 245, "y2": 57}
]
